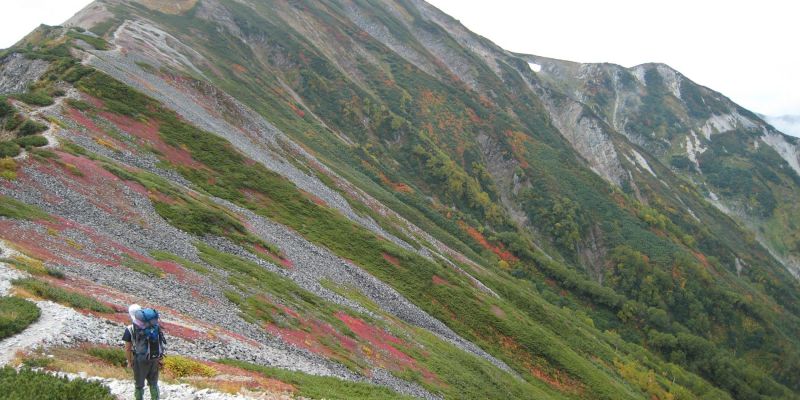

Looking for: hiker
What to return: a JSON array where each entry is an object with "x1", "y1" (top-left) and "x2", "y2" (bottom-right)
[{"x1": 123, "y1": 304, "x2": 167, "y2": 400}]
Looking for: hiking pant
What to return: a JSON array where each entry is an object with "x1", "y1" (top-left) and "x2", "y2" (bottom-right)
[{"x1": 133, "y1": 358, "x2": 159, "y2": 400}]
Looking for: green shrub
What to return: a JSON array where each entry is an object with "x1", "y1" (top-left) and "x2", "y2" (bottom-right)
[
  {"x1": 30, "y1": 148, "x2": 58, "y2": 159},
  {"x1": 22, "y1": 356, "x2": 53, "y2": 368},
  {"x1": 66, "y1": 31, "x2": 109, "y2": 50},
  {"x1": 2, "y1": 257, "x2": 64, "y2": 279},
  {"x1": 0, "y1": 195, "x2": 50, "y2": 220},
  {"x1": 219, "y1": 359, "x2": 414, "y2": 400},
  {"x1": 45, "y1": 267, "x2": 65, "y2": 279},
  {"x1": 13, "y1": 91, "x2": 54, "y2": 107},
  {"x1": 0, "y1": 142, "x2": 21, "y2": 158},
  {"x1": 3, "y1": 114, "x2": 23, "y2": 131},
  {"x1": 17, "y1": 119, "x2": 48, "y2": 136},
  {"x1": 162, "y1": 355, "x2": 217, "y2": 378},
  {"x1": 153, "y1": 200, "x2": 246, "y2": 239},
  {"x1": 670, "y1": 155, "x2": 693, "y2": 170},
  {"x1": 0, "y1": 297, "x2": 40, "y2": 340},
  {"x1": 121, "y1": 255, "x2": 165, "y2": 278},
  {"x1": 0, "y1": 367, "x2": 113, "y2": 400},
  {"x1": 0, "y1": 157, "x2": 17, "y2": 181},
  {"x1": 86, "y1": 346, "x2": 127, "y2": 367},
  {"x1": 150, "y1": 250, "x2": 209, "y2": 275},
  {"x1": 12, "y1": 278, "x2": 113, "y2": 313},
  {"x1": 0, "y1": 98, "x2": 14, "y2": 118},
  {"x1": 1, "y1": 256, "x2": 47, "y2": 276},
  {"x1": 14, "y1": 135, "x2": 48, "y2": 148},
  {"x1": 65, "y1": 98, "x2": 94, "y2": 111}
]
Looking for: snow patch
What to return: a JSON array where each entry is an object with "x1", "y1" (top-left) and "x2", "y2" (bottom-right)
[{"x1": 527, "y1": 62, "x2": 541, "y2": 72}]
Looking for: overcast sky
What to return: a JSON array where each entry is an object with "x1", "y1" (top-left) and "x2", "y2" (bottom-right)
[{"x1": 1, "y1": 0, "x2": 797, "y2": 133}]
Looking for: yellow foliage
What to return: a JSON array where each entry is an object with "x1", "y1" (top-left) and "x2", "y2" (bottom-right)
[
  {"x1": 136, "y1": 0, "x2": 198, "y2": 14},
  {"x1": 12, "y1": 255, "x2": 47, "y2": 275},
  {"x1": 94, "y1": 137, "x2": 118, "y2": 151},
  {"x1": 613, "y1": 359, "x2": 694, "y2": 400},
  {"x1": 65, "y1": 238, "x2": 83, "y2": 250},
  {"x1": 64, "y1": 163, "x2": 83, "y2": 177},
  {"x1": 0, "y1": 157, "x2": 17, "y2": 181},
  {"x1": 163, "y1": 355, "x2": 217, "y2": 378}
]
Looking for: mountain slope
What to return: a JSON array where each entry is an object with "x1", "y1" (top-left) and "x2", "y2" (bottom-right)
[
  {"x1": 525, "y1": 55, "x2": 800, "y2": 277},
  {"x1": 0, "y1": 0, "x2": 798, "y2": 399}
]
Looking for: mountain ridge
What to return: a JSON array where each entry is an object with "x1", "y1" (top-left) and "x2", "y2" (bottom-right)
[{"x1": 0, "y1": 0, "x2": 798, "y2": 399}]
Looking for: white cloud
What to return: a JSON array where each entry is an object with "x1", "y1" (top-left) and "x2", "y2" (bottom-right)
[
  {"x1": 426, "y1": 0, "x2": 799, "y2": 118},
  {"x1": 765, "y1": 115, "x2": 800, "y2": 138},
  {"x1": 1, "y1": 1, "x2": 796, "y2": 121},
  {"x1": 0, "y1": 0, "x2": 93, "y2": 48}
]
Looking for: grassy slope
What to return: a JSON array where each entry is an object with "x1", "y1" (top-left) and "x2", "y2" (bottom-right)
[
  {"x1": 116, "y1": 2, "x2": 800, "y2": 397},
  {"x1": 70, "y1": 65, "x2": 739, "y2": 399},
  {"x1": 4, "y1": 3, "x2": 798, "y2": 399}
]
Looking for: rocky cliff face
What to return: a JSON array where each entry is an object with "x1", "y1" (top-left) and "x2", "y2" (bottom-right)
[
  {"x1": 524, "y1": 55, "x2": 800, "y2": 277},
  {"x1": 1, "y1": 1, "x2": 799, "y2": 399}
]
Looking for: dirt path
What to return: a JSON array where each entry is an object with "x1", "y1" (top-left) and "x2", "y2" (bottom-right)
[
  {"x1": 0, "y1": 250, "x2": 279, "y2": 399},
  {"x1": 55, "y1": 371, "x2": 293, "y2": 400},
  {"x1": 0, "y1": 255, "x2": 91, "y2": 365},
  {"x1": 0, "y1": 298, "x2": 81, "y2": 365}
]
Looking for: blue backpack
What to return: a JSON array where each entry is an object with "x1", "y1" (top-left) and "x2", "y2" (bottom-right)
[{"x1": 130, "y1": 308, "x2": 166, "y2": 360}]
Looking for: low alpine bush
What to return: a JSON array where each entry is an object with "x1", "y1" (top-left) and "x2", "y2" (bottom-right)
[
  {"x1": 0, "y1": 367, "x2": 113, "y2": 399},
  {"x1": 14, "y1": 135, "x2": 48, "y2": 148},
  {"x1": 12, "y1": 278, "x2": 113, "y2": 313},
  {"x1": 0, "y1": 142, "x2": 21, "y2": 158},
  {"x1": 0, "y1": 297, "x2": 40, "y2": 340},
  {"x1": 17, "y1": 119, "x2": 48, "y2": 136},
  {"x1": 162, "y1": 355, "x2": 217, "y2": 378}
]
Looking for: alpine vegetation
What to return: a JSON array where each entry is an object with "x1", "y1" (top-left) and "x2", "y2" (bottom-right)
[{"x1": 0, "y1": 1, "x2": 798, "y2": 399}]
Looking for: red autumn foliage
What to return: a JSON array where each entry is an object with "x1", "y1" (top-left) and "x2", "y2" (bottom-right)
[
  {"x1": 458, "y1": 221, "x2": 518, "y2": 262},
  {"x1": 431, "y1": 275, "x2": 449, "y2": 286},
  {"x1": 382, "y1": 252, "x2": 400, "y2": 267}
]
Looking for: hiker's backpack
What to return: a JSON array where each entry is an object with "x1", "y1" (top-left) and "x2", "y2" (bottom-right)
[{"x1": 129, "y1": 308, "x2": 166, "y2": 361}]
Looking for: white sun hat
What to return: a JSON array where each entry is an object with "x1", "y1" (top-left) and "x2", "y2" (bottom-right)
[{"x1": 128, "y1": 304, "x2": 143, "y2": 327}]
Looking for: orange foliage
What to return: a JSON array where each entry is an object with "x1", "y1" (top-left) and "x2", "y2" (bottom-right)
[
  {"x1": 382, "y1": 252, "x2": 400, "y2": 267},
  {"x1": 458, "y1": 221, "x2": 518, "y2": 262},
  {"x1": 431, "y1": 275, "x2": 450, "y2": 286},
  {"x1": 504, "y1": 130, "x2": 529, "y2": 169},
  {"x1": 499, "y1": 336, "x2": 584, "y2": 395},
  {"x1": 287, "y1": 102, "x2": 305, "y2": 117},
  {"x1": 377, "y1": 172, "x2": 414, "y2": 194}
]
